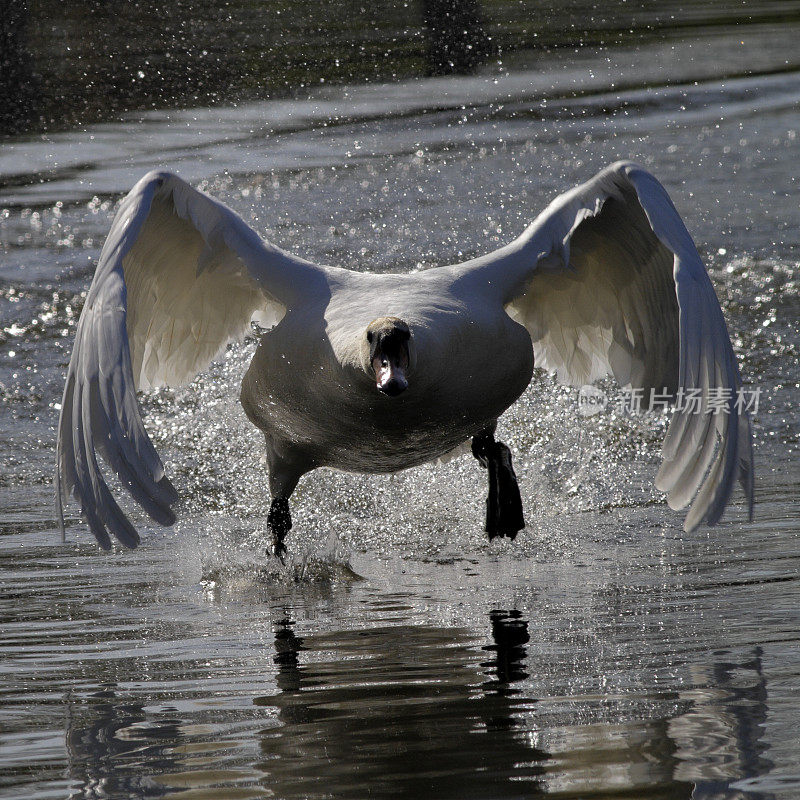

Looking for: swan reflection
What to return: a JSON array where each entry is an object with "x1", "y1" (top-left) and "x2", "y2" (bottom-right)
[
  {"x1": 60, "y1": 611, "x2": 774, "y2": 799},
  {"x1": 255, "y1": 609, "x2": 545, "y2": 798}
]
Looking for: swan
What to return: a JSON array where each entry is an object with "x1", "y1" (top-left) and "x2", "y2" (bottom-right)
[{"x1": 56, "y1": 161, "x2": 754, "y2": 554}]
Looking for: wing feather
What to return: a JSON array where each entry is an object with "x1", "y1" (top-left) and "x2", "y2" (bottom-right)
[
  {"x1": 457, "y1": 161, "x2": 753, "y2": 531},
  {"x1": 56, "y1": 170, "x2": 325, "y2": 548}
]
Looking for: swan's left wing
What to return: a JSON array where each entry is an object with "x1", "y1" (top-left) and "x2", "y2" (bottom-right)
[
  {"x1": 56, "y1": 170, "x2": 324, "y2": 549},
  {"x1": 455, "y1": 161, "x2": 753, "y2": 532}
]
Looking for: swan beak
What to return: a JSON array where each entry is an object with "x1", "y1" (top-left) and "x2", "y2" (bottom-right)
[
  {"x1": 367, "y1": 317, "x2": 411, "y2": 397},
  {"x1": 375, "y1": 358, "x2": 408, "y2": 397}
]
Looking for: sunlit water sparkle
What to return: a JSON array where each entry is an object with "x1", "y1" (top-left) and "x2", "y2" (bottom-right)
[{"x1": 1, "y1": 24, "x2": 799, "y2": 800}]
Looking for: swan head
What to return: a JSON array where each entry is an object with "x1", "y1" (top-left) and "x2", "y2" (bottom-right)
[{"x1": 364, "y1": 317, "x2": 411, "y2": 397}]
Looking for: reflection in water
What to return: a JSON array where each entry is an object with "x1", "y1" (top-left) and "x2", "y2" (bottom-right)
[
  {"x1": 480, "y1": 609, "x2": 530, "y2": 736},
  {"x1": 252, "y1": 612, "x2": 776, "y2": 800},
  {"x1": 531, "y1": 646, "x2": 775, "y2": 800},
  {"x1": 47, "y1": 608, "x2": 778, "y2": 800},
  {"x1": 65, "y1": 685, "x2": 180, "y2": 799},
  {"x1": 257, "y1": 611, "x2": 545, "y2": 799},
  {"x1": 483, "y1": 608, "x2": 530, "y2": 690},
  {"x1": 273, "y1": 613, "x2": 305, "y2": 695},
  {"x1": 670, "y1": 648, "x2": 774, "y2": 800}
]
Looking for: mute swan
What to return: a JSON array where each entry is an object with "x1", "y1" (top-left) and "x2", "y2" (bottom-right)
[{"x1": 56, "y1": 161, "x2": 754, "y2": 554}]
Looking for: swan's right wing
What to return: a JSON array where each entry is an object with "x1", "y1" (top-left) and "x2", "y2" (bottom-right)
[
  {"x1": 56, "y1": 170, "x2": 325, "y2": 549},
  {"x1": 453, "y1": 161, "x2": 753, "y2": 532}
]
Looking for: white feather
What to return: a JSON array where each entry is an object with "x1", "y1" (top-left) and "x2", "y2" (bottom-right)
[
  {"x1": 56, "y1": 171, "x2": 322, "y2": 548},
  {"x1": 460, "y1": 161, "x2": 753, "y2": 531}
]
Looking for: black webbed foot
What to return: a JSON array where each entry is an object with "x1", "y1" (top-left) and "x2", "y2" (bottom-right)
[
  {"x1": 472, "y1": 428, "x2": 525, "y2": 540},
  {"x1": 267, "y1": 497, "x2": 292, "y2": 560}
]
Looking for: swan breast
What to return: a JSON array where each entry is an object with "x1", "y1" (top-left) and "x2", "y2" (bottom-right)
[{"x1": 241, "y1": 275, "x2": 533, "y2": 472}]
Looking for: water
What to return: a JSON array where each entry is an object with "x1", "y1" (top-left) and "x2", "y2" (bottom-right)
[
  {"x1": 7, "y1": 0, "x2": 800, "y2": 134},
  {"x1": 2, "y1": 19, "x2": 799, "y2": 800}
]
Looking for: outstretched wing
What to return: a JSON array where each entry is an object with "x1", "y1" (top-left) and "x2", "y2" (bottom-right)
[
  {"x1": 456, "y1": 161, "x2": 754, "y2": 532},
  {"x1": 56, "y1": 170, "x2": 325, "y2": 549}
]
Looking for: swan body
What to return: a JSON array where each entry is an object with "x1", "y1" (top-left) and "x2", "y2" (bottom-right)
[
  {"x1": 56, "y1": 161, "x2": 754, "y2": 551},
  {"x1": 240, "y1": 269, "x2": 533, "y2": 481}
]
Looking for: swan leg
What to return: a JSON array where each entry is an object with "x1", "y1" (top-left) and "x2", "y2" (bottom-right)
[
  {"x1": 472, "y1": 425, "x2": 526, "y2": 540},
  {"x1": 268, "y1": 496, "x2": 292, "y2": 559},
  {"x1": 263, "y1": 437, "x2": 311, "y2": 560}
]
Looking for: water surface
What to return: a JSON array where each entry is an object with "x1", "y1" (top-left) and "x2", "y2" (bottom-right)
[{"x1": 1, "y1": 20, "x2": 799, "y2": 800}]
